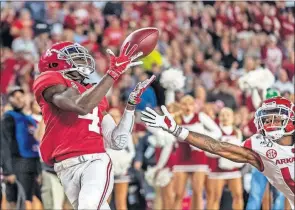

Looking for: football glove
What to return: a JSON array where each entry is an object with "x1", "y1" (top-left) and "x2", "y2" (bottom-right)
[
  {"x1": 106, "y1": 42, "x2": 143, "y2": 81},
  {"x1": 128, "y1": 75, "x2": 156, "y2": 105},
  {"x1": 141, "y1": 105, "x2": 189, "y2": 140}
]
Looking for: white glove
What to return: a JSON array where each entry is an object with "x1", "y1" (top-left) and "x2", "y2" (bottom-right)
[
  {"x1": 141, "y1": 105, "x2": 189, "y2": 141},
  {"x1": 128, "y1": 75, "x2": 156, "y2": 105}
]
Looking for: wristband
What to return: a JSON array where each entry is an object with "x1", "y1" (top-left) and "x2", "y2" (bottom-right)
[
  {"x1": 175, "y1": 126, "x2": 189, "y2": 141},
  {"x1": 107, "y1": 69, "x2": 120, "y2": 80}
]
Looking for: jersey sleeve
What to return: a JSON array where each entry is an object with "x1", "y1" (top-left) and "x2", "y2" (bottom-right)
[
  {"x1": 99, "y1": 97, "x2": 109, "y2": 112},
  {"x1": 33, "y1": 71, "x2": 66, "y2": 103},
  {"x1": 241, "y1": 138, "x2": 252, "y2": 149}
]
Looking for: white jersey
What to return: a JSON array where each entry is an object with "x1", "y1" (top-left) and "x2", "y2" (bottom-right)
[{"x1": 242, "y1": 134, "x2": 295, "y2": 209}]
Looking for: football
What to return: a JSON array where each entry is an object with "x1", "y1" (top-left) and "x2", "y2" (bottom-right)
[{"x1": 120, "y1": 27, "x2": 159, "y2": 58}]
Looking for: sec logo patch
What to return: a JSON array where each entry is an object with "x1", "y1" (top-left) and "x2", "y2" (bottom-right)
[{"x1": 266, "y1": 149, "x2": 277, "y2": 159}]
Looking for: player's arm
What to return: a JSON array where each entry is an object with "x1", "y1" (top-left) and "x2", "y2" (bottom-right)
[
  {"x1": 42, "y1": 76, "x2": 115, "y2": 115},
  {"x1": 141, "y1": 106, "x2": 261, "y2": 170},
  {"x1": 102, "y1": 75, "x2": 156, "y2": 150},
  {"x1": 35, "y1": 43, "x2": 143, "y2": 115},
  {"x1": 185, "y1": 132, "x2": 259, "y2": 167}
]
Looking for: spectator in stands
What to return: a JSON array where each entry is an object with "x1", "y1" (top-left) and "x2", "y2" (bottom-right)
[
  {"x1": 11, "y1": 27, "x2": 38, "y2": 61},
  {"x1": 1, "y1": 86, "x2": 41, "y2": 210},
  {"x1": 261, "y1": 35, "x2": 283, "y2": 75},
  {"x1": 273, "y1": 68, "x2": 294, "y2": 94}
]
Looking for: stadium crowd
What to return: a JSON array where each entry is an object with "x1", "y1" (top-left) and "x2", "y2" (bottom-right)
[{"x1": 0, "y1": 1, "x2": 294, "y2": 210}]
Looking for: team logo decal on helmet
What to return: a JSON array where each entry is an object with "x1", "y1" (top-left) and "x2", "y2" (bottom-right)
[{"x1": 38, "y1": 41, "x2": 95, "y2": 78}]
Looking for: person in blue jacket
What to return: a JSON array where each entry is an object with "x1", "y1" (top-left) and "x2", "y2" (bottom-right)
[{"x1": 1, "y1": 86, "x2": 41, "y2": 209}]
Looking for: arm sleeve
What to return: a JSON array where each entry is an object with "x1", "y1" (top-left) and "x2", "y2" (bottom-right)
[
  {"x1": 102, "y1": 114, "x2": 117, "y2": 149},
  {"x1": 199, "y1": 112, "x2": 222, "y2": 140},
  {"x1": 126, "y1": 134, "x2": 135, "y2": 159},
  {"x1": 102, "y1": 109, "x2": 135, "y2": 150},
  {"x1": 155, "y1": 141, "x2": 173, "y2": 169},
  {"x1": 1, "y1": 116, "x2": 15, "y2": 175}
]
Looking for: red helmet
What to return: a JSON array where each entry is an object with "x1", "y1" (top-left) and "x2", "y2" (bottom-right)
[
  {"x1": 38, "y1": 41, "x2": 95, "y2": 78},
  {"x1": 254, "y1": 96, "x2": 295, "y2": 140}
]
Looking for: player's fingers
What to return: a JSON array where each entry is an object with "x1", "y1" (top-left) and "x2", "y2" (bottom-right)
[
  {"x1": 127, "y1": 44, "x2": 138, "y2": 57},
  {"x1": 142, "y1": 75, "x2": 156, "y2": 88},
  {"x1": 140, "y1": 117, "x2": 155, "y2": 124},
  {"x1": 131, "y1": 51, "x2": 143, "y2": 61},
  {"x1": 133, "y1": 82, "x2": 141, "y2": 91},
  {"x1": 161, "y1": 105, "x2": 170, "y2": 116},
  {"x1": 144, "y1": 123, "x2": 159, "y2": 128},
  {"x1": 121, "y1": 42, "x2": 130, "y2": 56},
  {"x1": 141, "y1": 111, "x2": 156, "y2": 119},
  {"x1": 145, "y1": 107, "x2": 158, "y2": 117},
  {"x1": 106, "y1": 49, "x2": 115, "y2": 57},
  {"x1": 128, "y1": 61, "x2": 143, "y2": 68}
]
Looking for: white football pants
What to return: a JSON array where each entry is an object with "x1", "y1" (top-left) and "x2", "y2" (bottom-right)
[{"x1": 54, "y1": 153, "x2": 114, "y2": 210}]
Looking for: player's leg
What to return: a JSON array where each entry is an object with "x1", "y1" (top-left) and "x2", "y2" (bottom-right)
[
  {"x1": 56, "y1": 165, "x2": 81, "y2": 210},
  {"x1": 78, "y1": 154, "x2": 114, "y2": 210},
  {"x1": 114, "y1": 182, "x2": 129, "y2": 210},
  {"x1": 173, "y1": 172, "x2": 189, "y2": 209},
  {"x1": 191, "y1": 171, "x2": 207, "y2": 210},
  {"x1": 228, "y1": 177, "x2": 244, "y2": 210},
  {"x1": 246, "y1": 167, "x2": 268, "y2": 210},
  {"x1": 161, "y1": 177, "x2": 175, "y2": 209},
  {"x1": 206, "y1": 178, "x2": 226, "y2": 210},
  {"x1": 271, "y1": 186, "x2": 285, "y2": 210}
]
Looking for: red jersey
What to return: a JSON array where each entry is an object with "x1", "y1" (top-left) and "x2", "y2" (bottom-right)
[{"x1": 33, "y1": 71, "x2": 109, "y2": 165}]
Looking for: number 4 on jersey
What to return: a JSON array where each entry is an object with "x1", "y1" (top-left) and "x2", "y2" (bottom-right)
[{"x1": 78, "y1": 107, "x2": 101, "y2": 134}]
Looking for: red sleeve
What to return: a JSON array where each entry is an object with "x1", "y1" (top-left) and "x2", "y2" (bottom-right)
[
  {"x1": 242, "y1": 138, "x2": 252, "y2": 149},
  {"x1": 99, "y1": 97, "x2": 109, "y2": 112},
  {"x1": 33, "y1": 71, "x2": 67, "y2": 103}
]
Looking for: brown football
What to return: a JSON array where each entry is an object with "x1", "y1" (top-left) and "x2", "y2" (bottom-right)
[{"x1": 120, "y1": 27, "x2": 159, "y2": 58}]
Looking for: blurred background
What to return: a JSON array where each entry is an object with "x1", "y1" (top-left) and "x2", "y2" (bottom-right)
[{"x1": 0, "y1": 1, "x2": 294, "y2": 210}]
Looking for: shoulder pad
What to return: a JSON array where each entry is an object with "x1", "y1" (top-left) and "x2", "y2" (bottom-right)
[{"x1": 33, "y1": 71, "x2": 66, "y2": 101}]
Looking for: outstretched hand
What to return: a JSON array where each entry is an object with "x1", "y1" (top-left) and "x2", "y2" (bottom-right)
[
  {"x1": 106, "y1": 42, "x2": 143, "y2": 81},
  {"x1": 128, "y1": 75, "x2": 156, "y2": 105},
  {"x1": 141, "y1": 105, "x2": 178, "y2": 133}
]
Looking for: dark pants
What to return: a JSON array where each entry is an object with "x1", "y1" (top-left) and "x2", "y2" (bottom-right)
[{"x1": 6, "y1": 157, "x2": 41, "y2": 202}]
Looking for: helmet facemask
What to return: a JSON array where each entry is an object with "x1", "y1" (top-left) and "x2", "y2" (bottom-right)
[
  {"x1": 52, "y1": 43, "x2": 95, "y2": 79},
  {"x1": 255, "y1": 104, "x2": 295, "y2": 141}
]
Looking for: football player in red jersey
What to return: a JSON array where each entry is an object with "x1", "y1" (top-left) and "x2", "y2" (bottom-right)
[
  {"x1": 141, "y1": 96, "x2": 295, "y2": 209},
  {"x1": 33, "y1": 41, "x2": 155, "y2": 210}
]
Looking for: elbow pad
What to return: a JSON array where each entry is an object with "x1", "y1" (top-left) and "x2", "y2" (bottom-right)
[
  {"x1": 111, "y1": 109, "x2": 135, "y2": 150},
  {"x1": 102, "y1": 109, "x2": 135, "y2": 150},
  {"x1": 102, "y1": 114, "x2": 131, "y2": 150}
]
